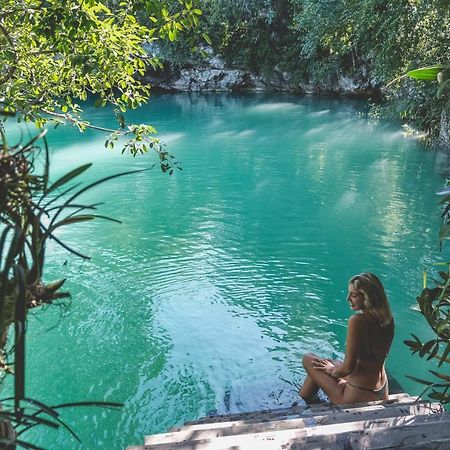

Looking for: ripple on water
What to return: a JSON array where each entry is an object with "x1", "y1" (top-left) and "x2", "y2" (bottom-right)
[{"x1": 22, "y1": 94, "x2": 445, "y2": 449}]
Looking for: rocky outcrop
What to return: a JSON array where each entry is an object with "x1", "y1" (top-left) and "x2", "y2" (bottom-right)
[
  {"x1": 152, "y1": 66, "x2": 250, "y2": 92},
  {"x1": 144, "y1": 64, "x2": 302, "y2": 93},
  {"x1": 144, "y1": 49, "x2": 377, "y2": 97},
  {"x1": 298, "y1": 67, "x2": 380, "y2": 97}
]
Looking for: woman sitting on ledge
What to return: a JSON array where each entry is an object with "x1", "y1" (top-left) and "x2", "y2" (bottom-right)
[{"x1": 300, "y1": 273, "x2": 395, "y2": 405}]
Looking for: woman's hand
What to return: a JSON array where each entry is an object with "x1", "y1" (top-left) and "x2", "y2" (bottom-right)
[{"x1": 312, "y1": 358, "x2": 337, "y2": 376}]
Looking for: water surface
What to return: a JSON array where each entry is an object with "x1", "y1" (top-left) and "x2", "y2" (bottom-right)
[{"x1": 12, "y1": 93, "x2": 447, "y2": 448}]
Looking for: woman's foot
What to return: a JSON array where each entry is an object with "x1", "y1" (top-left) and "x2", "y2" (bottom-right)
[
  {"x1": 303, "y1": 393, "x2": 324, "y2": 405},
  {"x1": 298, "y1": 386, "x2": 324, "y2": 405}
]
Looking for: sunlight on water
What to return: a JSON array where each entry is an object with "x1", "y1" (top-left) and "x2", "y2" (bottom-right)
[
  {"x1": 13, "y1": 93, "x2": 447, "y2": 449},
  {"x1": 249, "y1": 102, "x2": 301, "y2": 112}
]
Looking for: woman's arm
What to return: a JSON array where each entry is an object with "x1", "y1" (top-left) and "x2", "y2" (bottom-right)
[
  {"x1": 314, "y1": 315, "x2": 362, "y2": 378},
  {"x1": 331, "y1": 315, "x2": 362, "y2": 378}
]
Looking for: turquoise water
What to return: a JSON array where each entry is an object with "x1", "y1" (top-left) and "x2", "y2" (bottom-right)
[{"x1": 9, "y1": 93, "x2": 448, "y2": 448}]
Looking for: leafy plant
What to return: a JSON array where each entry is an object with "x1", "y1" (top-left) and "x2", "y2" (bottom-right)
[
  {"x1": 401, "y1": 61, "x2": 450, "y2": 404},
  {"x1": 0, "y1": 1, "x2": 205, "y2": 447},
  {"x1": 405, "y1": 271, "x2": 450, "y2": 404},
  {"x1": 0, "y1": 126, "x2": 151, "y2": 447},
  {"x1": 0, "y1": 0, "x2": 203, "y2": 157},
  {"x1": 388, "y1": 65, "x2": 450, "y2": 99},
  {"x1": 404, "y1": 183, "x2": 450, "y2": 405}
]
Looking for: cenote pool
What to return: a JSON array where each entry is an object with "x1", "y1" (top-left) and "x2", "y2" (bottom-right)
[{"x1": 10, "y1": 93, "x2": 449, "y2": 448}]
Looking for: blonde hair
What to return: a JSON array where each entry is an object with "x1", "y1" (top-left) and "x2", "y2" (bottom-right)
[{"x1": 349, "y1": 273, "x2": 393, "y2": 326}]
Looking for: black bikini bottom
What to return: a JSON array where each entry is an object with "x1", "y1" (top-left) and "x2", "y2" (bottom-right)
[{"x1": 346, "y1": 379, "x2": 388, "y2": 400}]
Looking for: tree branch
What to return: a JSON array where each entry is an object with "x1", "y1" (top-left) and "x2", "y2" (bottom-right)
[
  {"x1": 42, "y1": 110, "x2": 121, "y2": 134},
  {"x1": 0, "y1": 21, "x2": 17, "y2": 85}
]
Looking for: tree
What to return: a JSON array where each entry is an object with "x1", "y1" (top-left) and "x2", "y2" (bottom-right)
[
  {"x1": 1, "y1": 0, "x2": 203, "y2": 157},
  {"x1": 0, "y1": 1, "x2": 202, "y2": 447}
]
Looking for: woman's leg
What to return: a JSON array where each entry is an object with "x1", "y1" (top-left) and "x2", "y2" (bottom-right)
[
  {"x1": 299, "y1": 373, "x2": 320, "y2": 402},
  {"x1": 300, "y1": 353, "x2": 347, "y2": 405},
  {"x1": 299, "y1": 353, "x2": 322, "y2": 401}
]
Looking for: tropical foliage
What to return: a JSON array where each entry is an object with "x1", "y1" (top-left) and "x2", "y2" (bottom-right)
[
  {"x1": 0, "y1": 0, "x2": 202, "y2": 157},
  {"x1": 401, "y1": 65, "x2": 450, "y2": 405},
  {"x1": 290, "y1": 0, "x2": 450, "y2": 139},
  {"x1": 0, "y1": 0, "x2": 202, "y2": 447},
  {"x1": 405, "y1": 246, "x2": 450, "y2": 404},
  {"x1": 0, "y1": 130, "x2": 137, "y2": 448},
  {"x1": 160, "y1": 0, "x2": 450, "y2": 142}
]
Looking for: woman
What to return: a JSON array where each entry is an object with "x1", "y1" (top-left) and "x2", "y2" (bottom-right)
[{"x1": 300, "y1": 273, "x2": 394, "y2": 405}]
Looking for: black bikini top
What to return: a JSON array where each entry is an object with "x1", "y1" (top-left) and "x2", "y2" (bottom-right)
[{"x1": 358, "y1": 315, "x2": 394, "y2": 362}]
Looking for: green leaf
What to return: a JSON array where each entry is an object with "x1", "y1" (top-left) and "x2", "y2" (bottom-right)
[
  {"x1": 42, "y1": 183, "x2": 82, "y2": 209},
  {"x1": 419, "y1": 340, "x2": 436, "y2": 357},
  {"x1": 426, "y1": 342, "x2": 439, "y2": 360},
  {"x1": 2, "y1": 228, "x2": 23, "y2": 278},
  {"x1": 436, "y1": 186, "x2": 450, "y2": 200},
  {"x1": 438, "y1": 271, "x2": 450, "y2": 282},
  {"x1": 406, "y1": 65, "x2": 447, "y2": 80},
  {"x1": 429, "y1": 391, "x2": 450, "y2": 402},
  {"x1": 13, "y1": 264, "x2": 27, "y2": 409},
  {"x1": 22, "y1": 128, "x2": 48, "y2": 151},
  {"x1": 429, "y1": 370, "x2": 450, "y2": 382},
  {"x1": 404, "y1": 339, "x2": 421, "y2": 353},
  {"x1": 0, "y1": 409, "x2": 59, "y2": 429},
  {"x1": 438, "y1": 341, "x2": 450, "y2": 367},
  {"x1": 52, "y1": 215, "x2": 96, "y2": 229},
  {"x1": 202, "y1": 32, "x2": 212, "y2": 45},
  {"x1": 16, "y1": 438, "x2": 48, "y2": 449},
  {"x1": 43, "y1": 230, "x2": 91, "y2": 260},
  {"x1": 47, "y1": 164, "x2": 93, "y2": 194},
  {"x1": 89, "y1": 214, "x2": 122, "y2": 224},
  {"x1": 44, "y1": 279, "x2": 66, "y2": 295},
  {"x1": 405, "y1": 375, "x2": 434, "y2": 386},
  {"x1": 48, "y1": 168, "x2": 149, "y2": 232}
]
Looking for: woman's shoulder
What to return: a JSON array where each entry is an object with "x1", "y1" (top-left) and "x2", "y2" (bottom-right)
[
  {"x1": 348, "y1": 313, "x2": 366, "y2": 327},
  {"x1": 349, "y1": 313, "x2": 365, "y2": 321}
]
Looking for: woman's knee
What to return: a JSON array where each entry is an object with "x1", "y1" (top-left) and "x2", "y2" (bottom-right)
[{"x1": 302, "y1": 353, "x2": 317, "y2": 370}]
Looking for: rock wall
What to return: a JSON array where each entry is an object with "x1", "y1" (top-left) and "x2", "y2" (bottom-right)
[
  {"x1": 144, "y1": 49, "x2": 448, "y2": 150},
  {"x1": 144, "y1": 65, "x2": 301, "y2": 93},
  {"x1": 144, "y1": 51, "x2": 379, "y2": 97}
]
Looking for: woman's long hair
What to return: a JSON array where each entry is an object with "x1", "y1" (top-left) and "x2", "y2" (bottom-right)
[{"x1": 349, "y1": 273, "x2": 393, "y2": 326}]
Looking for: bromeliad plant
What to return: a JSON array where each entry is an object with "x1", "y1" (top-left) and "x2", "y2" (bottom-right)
[{"x1": 0, "y1": 126, "x2": 149, "y2": 448}]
